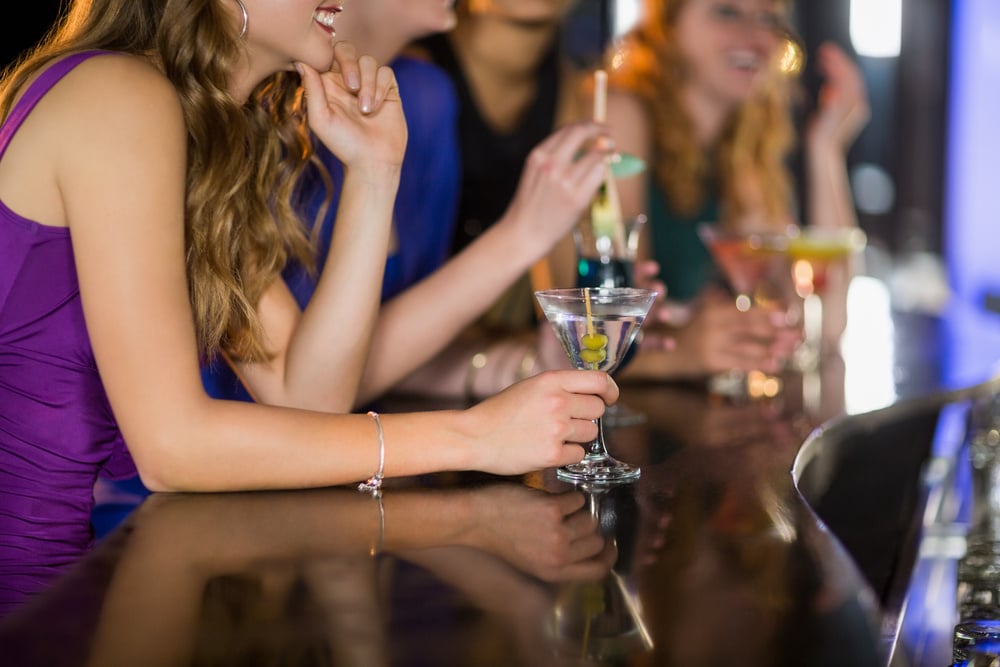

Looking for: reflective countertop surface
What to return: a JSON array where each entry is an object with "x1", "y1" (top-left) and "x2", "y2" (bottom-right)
[{"x1": 3, "y1": 273, "x2": 1000, "y2": 666}]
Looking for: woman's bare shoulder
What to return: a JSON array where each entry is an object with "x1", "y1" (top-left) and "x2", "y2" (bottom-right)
[
  {"x1": 39, "y1": 52, "x2": 186, "y2": 162},
  {"x1": 48, "y1": 52, "x2": 182, "y2": 120}
]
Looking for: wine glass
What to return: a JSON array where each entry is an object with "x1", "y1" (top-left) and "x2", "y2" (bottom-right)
[
  {"x1": 534, "y1": 287, "x2": 657, "y2": 484},
  {"x1": 696, "y1": 224, "x2": 798, "y2": 400}
]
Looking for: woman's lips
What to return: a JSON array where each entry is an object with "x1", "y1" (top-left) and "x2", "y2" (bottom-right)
[{"x1": 313, "y1": 5, "x2": 344, "y2": 34}]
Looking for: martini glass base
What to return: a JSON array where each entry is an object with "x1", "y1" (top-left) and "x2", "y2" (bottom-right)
[{"x1": 556, "y1": 458, "x2": 641, "y2": 485}]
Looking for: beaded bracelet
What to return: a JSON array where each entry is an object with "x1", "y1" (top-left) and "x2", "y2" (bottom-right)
[{"x1": 358, "y1": 411, "x2": 384, "y2": 495}]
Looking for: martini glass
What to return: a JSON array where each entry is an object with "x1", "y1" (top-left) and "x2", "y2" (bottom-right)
[
  {"x1": 534, "y1": 287, "x2": 657, "y2": 484},
  {"x1": 575, "y1": 214, "x2": 648, "y2": 428},
  {"x1": 786, "y1": 226, "x2": 867, "y2": 368},
  {"x1": 697, "y1": 224, "x2": 796, "y2": 399}
]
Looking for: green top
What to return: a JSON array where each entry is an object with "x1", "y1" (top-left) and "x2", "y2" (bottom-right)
[{"x1": 647, "y1": 179, "x2": 721, "y2": 302}]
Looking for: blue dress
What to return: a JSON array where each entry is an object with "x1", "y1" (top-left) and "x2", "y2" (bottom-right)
[{"x1": 201, "y1": 56, "x2": 461, "y2": 401}]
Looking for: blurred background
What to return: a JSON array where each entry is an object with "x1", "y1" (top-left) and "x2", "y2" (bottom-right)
[{"x1": 4, "y1": 0, "x2": 997, "y2": 388}]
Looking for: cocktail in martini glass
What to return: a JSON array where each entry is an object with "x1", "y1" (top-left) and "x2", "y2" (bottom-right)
[
  {"x1": 697, "y1": 224, "x2": 796, "y2": 399},
  {"x1": 787, "y1": 226, "x2": 867, "y2": 294},
  {"x1": 535, "y1": 287, "x2": 657, "y2": 484},
  {"x1": 786, "y1": 226, "x2": 867, "y2": 367}
]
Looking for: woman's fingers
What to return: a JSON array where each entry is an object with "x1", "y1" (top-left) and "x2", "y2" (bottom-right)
[
  {"x1": 326, "y1": 42, "x2": 399, "y2": 115},
  {"x1": 557, "y1": 369, "x2": 620, "y2": 407},
  {"x1": 537, "y1": 121, "x2": 607, "y2": 162},
  {"x1": 329, "y1": 40, "x2": 361, "y2": 89},
  {"x1": 370, "y1": 63, "x2": 400, "y2": 112},
  {"x1": 295, "y1": 61, "x2": 325, "y2": 114}
]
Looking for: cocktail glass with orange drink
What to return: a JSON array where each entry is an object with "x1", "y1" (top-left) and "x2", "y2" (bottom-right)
[{"x1": 786, "y1": 226, "x2": 867, "y2": 368}]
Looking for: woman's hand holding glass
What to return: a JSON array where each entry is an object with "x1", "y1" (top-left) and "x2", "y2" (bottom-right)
[
  {"x1": 629, "y1": 259, "x2": 676, "y2": 354},
  {"x1": 686, "y1": 286, "x2": 800, "y2": 376},
  {"x1": 466, "y1": 369, "x2": 619, "y2": 477}
]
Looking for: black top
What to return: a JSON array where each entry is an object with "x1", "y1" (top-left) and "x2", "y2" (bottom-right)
[{"x1": 419, "y1": 33, "x2": 562, "y2": 256}]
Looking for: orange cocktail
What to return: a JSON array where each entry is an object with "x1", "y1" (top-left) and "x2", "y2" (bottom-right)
[{"x1": 787, "y1": 227, "x2": 867, "y2": 296}]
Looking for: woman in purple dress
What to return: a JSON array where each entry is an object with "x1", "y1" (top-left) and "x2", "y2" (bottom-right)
[{"x1": 0, "y1": 0, "x2": 616, "y2": 614}]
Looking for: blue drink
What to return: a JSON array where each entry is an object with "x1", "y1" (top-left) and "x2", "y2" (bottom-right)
[{"x1": 577, "y1": 257, "x2": 634, "y2": 289}]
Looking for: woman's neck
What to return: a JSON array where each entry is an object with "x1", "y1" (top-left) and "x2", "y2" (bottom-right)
[
  {"x1": 680, "y1": 86, "x2": 737, "y2": 149},
  {"x1": 452, "y1": 14, "x2": 557, "y2": 77},
  {"x1": 343, "y1": 22, "x2": 410, "y2": 65}
]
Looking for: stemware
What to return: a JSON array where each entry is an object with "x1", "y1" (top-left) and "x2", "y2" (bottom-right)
[
  {"x1": 534, "y1": 287, "x2": 657, "y2": 484},
  {"x1": 786, "y1": 226, "x2": 868, "y2": 369},
  {"x1": 547, "y1": 561, "x2": 652, "y2": 662},
  {"x1": 546, "y1": 482, "x2": 651, "y2": 660},
  {"x1": 574, "y1": 214, "x2": 646, "y2": 290},
  {"x1": 696, "y1": 224, "x2": 797, "y2": 399},
  {"x1": 574, "y1": 215, "x2": 648, "y2": 428}
]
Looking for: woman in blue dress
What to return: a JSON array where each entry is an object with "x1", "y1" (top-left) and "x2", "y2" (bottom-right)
[{"x1": 204, "y1": 0, "x2": 611, "y2": 405}]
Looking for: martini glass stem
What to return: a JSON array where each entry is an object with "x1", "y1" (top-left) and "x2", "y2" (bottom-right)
[
  {"x1": 585, "y1": 417, "x2": 609, "y2": 461},
  {"x1": 557, "y1": 414, "x2": 640, "y2": 483}
]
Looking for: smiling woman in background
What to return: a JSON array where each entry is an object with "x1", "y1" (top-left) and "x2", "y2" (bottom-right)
[{"x1": 598, "y1": 0, "x2": 869, "y2": 380}]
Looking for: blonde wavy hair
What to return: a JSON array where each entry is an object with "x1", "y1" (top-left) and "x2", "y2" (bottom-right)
[
  {"x1": 609, "y1": 0, "x2": 798, "y2": 229},
  {"x1": 0, "y1": 0, "x2": 328, "y2": 363}
]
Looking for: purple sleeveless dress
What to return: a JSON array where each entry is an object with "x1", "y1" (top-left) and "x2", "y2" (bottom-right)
[{"x1": 0, "y1": 51, "x2": 136, "y2": 616}]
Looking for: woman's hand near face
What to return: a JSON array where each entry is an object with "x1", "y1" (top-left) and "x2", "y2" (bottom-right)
[
  {"x1": 806, "y1": 42, "x2": 870, "y2": 154},
  {"x1": 296, "y1": 41, "x2": 407, "y2": 175}
]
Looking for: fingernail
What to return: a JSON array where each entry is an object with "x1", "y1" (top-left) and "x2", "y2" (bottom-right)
[
  {"x1": 294, "y1": 63, "x2": 304, "y2": 76},
  {"x1": 360, "y1": 95, "x2": 372, "y2": 114},
  {"x1": 347, "y1": 72, "x2": 361, "y2": 90}
]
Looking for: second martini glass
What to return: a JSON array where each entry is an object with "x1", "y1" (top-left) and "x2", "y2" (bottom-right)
[
  {"x1": 534, "y1": 287, "x2": 657, "y2": 484},
  {"x1": 696, "y1": 224, "x2": 795, "y2": 399},
  {"x1": 787, "y1": 226, "x2": 867, "y2": 369}
]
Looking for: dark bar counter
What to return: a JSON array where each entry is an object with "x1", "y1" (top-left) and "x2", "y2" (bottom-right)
[{"x1": 1, "y1": 292, "x2": 998, "y2": 666}]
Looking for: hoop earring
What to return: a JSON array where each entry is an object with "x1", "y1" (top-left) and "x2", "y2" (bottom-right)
[{"x1": 234, "y1": 0, "x2": 248, "y2": 38}]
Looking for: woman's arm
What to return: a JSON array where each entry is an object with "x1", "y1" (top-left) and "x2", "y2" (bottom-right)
[
  {"x1": 237, "y1": 47, "x2": 406, "y2": 411},
  {"x1": 357, "y1": 121, "x2": 609, "y2": 404},
  {"x1": 802, "y1": 43, "x2": 870, "y2": 344},
  {"x1": 804, "y1": 42, "x2": 870, "y2": 232}
]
